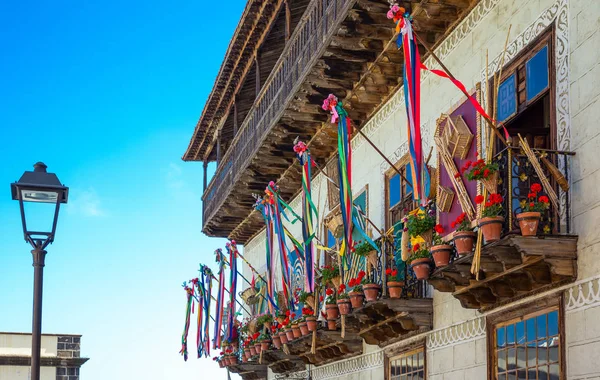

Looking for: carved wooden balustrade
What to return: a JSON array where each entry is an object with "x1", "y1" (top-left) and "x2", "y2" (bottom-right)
[{"x1": 428, "y1": 147, "x2": 578, "y2": 310}]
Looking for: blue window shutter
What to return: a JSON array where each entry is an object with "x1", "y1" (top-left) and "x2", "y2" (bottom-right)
[
  {"x1": 497, "y1": 74, "x2": 517, "y2": 122},
  {"x1": 526, "y1": 45, "x2": 549, "y2": 101},
  {"x1": 389, "y1": 173, "x2": 401, "y2": 207}
]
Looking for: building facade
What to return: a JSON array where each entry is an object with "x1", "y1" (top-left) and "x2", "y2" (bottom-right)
[
  {"x1": 0, "y1": 333, "x2": 88, "y2": 380},
  {"x1": 185, "y1": 0, "x2": 600, "y2": 378}
]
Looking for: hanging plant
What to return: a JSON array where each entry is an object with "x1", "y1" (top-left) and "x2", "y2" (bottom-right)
[{"x1": 320, "y1": 265, "x2": 340, "y2": 284}]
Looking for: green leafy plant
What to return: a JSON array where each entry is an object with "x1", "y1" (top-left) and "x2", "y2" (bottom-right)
[
  {"x1": 522, "y1": 183, "x2": 550, "y2": 212},
  {"x1": 432, "y1": 224, "x2": 445, "y2": 246},
  {"x1": 353, "y1": 240, "x2": 377, "y2": 257},
  {"x1": 463, "y1": 159, "x2": 499, "y2": 181},
  {"x1": 451, "y1": 212, "x2": 473, "y2": 232},
  {"x1": 337, "y1": 284, "x2": 349, "y2": 299},
  {"x1": 256, "y1": 314, "x2": 273, "y2": 326},
  {"x1": 325, "y1": 288, "x2": 337, "y2": 304},
  {"x1": 404, "y1": 210, "x2": 435, "y2": 238},
  {"x1": 320, "y1": 265, "x2": 340, "y2": 283},
  {"x1": 258, "y1": 331, "x2": 270, "y2": 342},
  {"x1": 348, "y1": 270, "x2": 367, "y2": 292},
  {"x1": 297, "y1": 290, "x2": 312, "y2": 304},
  {"x1": 385, "y1": 268, "x2": 403, "y2": 282},
  {"x1": 408, "y1": 243, "x2": 431, "y2": 264},
  {"x1": 475, "y1": 193, "x2": 504, "y2": 218}
]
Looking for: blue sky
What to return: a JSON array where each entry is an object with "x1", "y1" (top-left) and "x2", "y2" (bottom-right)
[{"x1": 0, "y1": 1, "x2": 244, "y2": 378}]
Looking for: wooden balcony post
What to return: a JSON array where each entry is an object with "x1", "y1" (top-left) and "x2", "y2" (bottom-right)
[
  {"x1": 285, "y1": 0, "x2": 291, "y2": 41},
  {"x1": 216, "y1": 131, "x2": 222, "y2": 164},
  {"x1": 203, "y1": 160, "x2": 208, "y2": 192},
  {"x1": 255, "y1": 55, "x2": 261, "y2": 96},
  {"x1": 233, "y1": 100, "x2": 238, "y2": 136}
]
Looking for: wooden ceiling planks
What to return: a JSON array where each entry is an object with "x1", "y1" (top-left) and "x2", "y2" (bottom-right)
[{"x1": 201, "y1": 0, "x2": 481, "y2": 242}]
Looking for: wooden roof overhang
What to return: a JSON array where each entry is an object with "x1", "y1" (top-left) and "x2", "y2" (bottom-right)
[
  {"x1": 285, "y1": 329, "x2": 364, "y2": 366},
  {"x1": 228, "y1": 361, "x2": 269, "y2": 379},
  {"x1": 427, "y1": 235, "x2": 578, "y2": 310},
  {"x1": 199, "y1": 0, "x2": 481, "y2": 242}
]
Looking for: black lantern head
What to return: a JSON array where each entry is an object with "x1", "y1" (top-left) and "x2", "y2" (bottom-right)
[{"x1": 11, "y1": 162, "x2": 69, "y2": 248}]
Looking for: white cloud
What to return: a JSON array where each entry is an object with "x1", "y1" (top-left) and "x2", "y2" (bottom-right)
[{"x1": 67, "y1": 187, "x2": 106, "y2": 217}]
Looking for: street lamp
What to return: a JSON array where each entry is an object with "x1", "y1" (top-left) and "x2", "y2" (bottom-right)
[{"x1": 10, "y1": 162, "x2": 68, "y2": 380}]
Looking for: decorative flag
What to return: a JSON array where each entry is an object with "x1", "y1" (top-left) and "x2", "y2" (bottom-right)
[
  {"x1": 179, "y1": 283, "x2": 194, "y2": 361},
  {"x1": 197, "y1": 265, "x2": 212, "y2": 358},
  {"x1": 322, "y1": 94, "x2": 353, "y2": 261},
  {"x1": 213, "y1": 249, "x2": 226, "y2": 349},
  {"x1": 294, "y1": 139, "x2": 317, "y2": 292},
  {"x1": 225, "y1": 241, "x2": 238, "y2": 342},
  {"x1": 254, "y1": 196, "x2": 279, "y2": 313}
]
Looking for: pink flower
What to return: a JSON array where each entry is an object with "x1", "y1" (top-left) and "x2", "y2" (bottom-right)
[
  {"x1": 391, "y1": 4, "x2": 400, "y2": 13},
  {"x1": 387, "y1": 10, "x2": 394, "y2": 19}
]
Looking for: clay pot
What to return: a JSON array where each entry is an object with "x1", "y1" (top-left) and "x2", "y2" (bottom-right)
[
  {"x1": 272, "y1": 335, "x2": 282, "y2": 349},
  {"x1": 325, "y1": 304, "x2": 339, "y2": 319},
  {"x1": 299, "y1": 322, "x2": 310, "y2": 336},
  {"x1": 285, "y1": 329, "x2": 294, "y2": 341},
  {"x1": 363, "y1": 284, "x2": 380, "y2": 301},
  {"x1": 453, "y1": 231, "x2": 476, "y2": 255},
  {"x1": 254, "y1": 343, "x2": 262, "y2": 354},
  {"x1": 411, "y1": 258, "x2": 431, "y2": 280},
  {"x1": 229, "y1": 357, "x2": 237, "y2": 366},
  {"x1": 327, "y1": 319, "x2": 337, "y2": 331},
  {"x1": 337, "y1": 299, "x2": 352, "y2": 315},
  {"x1": 244, "y1": 349, "x2": 251, "y2": 359},
  {"x1": 517, "y1": 212, "x2": 541, "y2": 236},
  {"x1": 306, "y1": 316, "x2": 318, "y2": 332},
  {"x1": 250, "y1": 346, "x2": 257, "y2": 356},
  {"x1": 242, "y1": 355, "x2": 248, "y2": 363},
  {"x1": 292, "y1": 326, "x2": 301, "y2": 339},
  {"x1": 349, "y1": 291, "x2": 364, "y2": 308},
  {"x1": 219, "y1": 360, "x2": 224, "y2": 368},
  {"x1": 431, "y1": 244, "x2": 453, "y2": 267},
  {"x1": 279, "y1": 331, "x2": 289, "y2": 344},
  {"x1": 387, "y1": 281, "x2": 404, "y2": 298},
  {"x1": 260, "y1": 341, "x2": 271, "y2": 351},
  {"x1": 479, "y1": 216, "x2": 504, "y2": 243}
]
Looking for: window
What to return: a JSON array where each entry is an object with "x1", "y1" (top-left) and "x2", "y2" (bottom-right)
[
  {"x1": 385, "y1": 155, "x2": 416, "y2": 229},
  {"x1": 389, "y1": 347, "x2": 425, "y2": 380},
  {"x1": 491, "y1": 307, "x2": 562, "y2": 380}
]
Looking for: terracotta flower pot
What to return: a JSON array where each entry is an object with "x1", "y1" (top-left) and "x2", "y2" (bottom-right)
[
  {"x1": 517, "y1": 212, "x2": 541, "y2": 236},
  {"x1": 260, "y1": 341, "x2": 271, "y2": 351},
  {"x1": 299, "y1": 322, "x2": 310, "y2": 336},
  {"x1": 229, "y1": 357, "x2": 237, "y2": 366},
  {"x1": 337, "y1": 299, "x2": 352, "y2": 315},
  {"x1": 306, "y1": 316, "x2": 318, "y2": 331},
  {"x1": 349, "y1": 291, "x2": 364, "y2": 308},
  {"x1": 479, "y1": 216, "x2": 504, "y2": 243},
  {"x1": 250, "y1": 346, "x2": 257, "y2": 356},
  {"x1": 285, "y1": 329, "x2": 294, "y2": 341},
  {"x1": 431, "y1": 244, "x2": 453, "y2": 267},
  {"x1": 327, "y1": 319, "x2": 337, "y2": 331},
  {"x1": 411, "y1": 258, "x2": 431, "y2": 280},
  {"x1": 325, "y1": 304, "x2": 339, "y2": 319},
  {"x1": 292, "y1": 326, "x2": 301, "y2": 339},
  {"x1": 363, "y1": 284, "x2": 380, "y2": 301},
  {"x1": 387, "y1": 281, "x2": 404, "y2": 298},
  {"x1": 242, "y1": 355, "x2": 248, "y2": 363},
  {"x1": 279, "y1": 331, "x2": 289, "y2": 344},
  {"x1": 244, "y1": 349, "x2": 251, "y2": 359},
  {"x1": 272, "y1": 335, "x2": 282, "y2": 349},
  {"x1": 255, "y1": 343, "x2": 262, "y2": 354},
  {"x1": 453, "y1": 231, "x2": 476, "y2": 255},
  {"x1": 219, "y1": 360, "x2": 224, "y2": 368}
]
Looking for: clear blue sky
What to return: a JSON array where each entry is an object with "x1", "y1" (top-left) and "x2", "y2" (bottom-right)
[{"x1": 0, "y1": 1, "x2": 244, "y2": 379}]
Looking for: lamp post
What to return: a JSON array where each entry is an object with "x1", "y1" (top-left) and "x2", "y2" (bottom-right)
[{"x1": 10, "y1": 162, "x2": 68, "y2": 380}]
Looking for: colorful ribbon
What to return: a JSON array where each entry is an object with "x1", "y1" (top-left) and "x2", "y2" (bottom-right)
[
  {"x1": 213, "y1": 249, "x2": 226, "y2": 349},
  {"x1": 254, "y1": 198, "x2": 279, "y2": 313},
  {"x1": 226, "y1": 241, "x2": 238, "y2": 342},
  {"x1": 197, "y1": 265, "x2": 212, "y2": 358},
  {"x1": 179, "y1": 283, "x2": 194, "y2": 361}
]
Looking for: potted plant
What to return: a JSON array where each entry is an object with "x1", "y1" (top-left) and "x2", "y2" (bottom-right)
[
  {"x1": 517, "y1": 183, "x2": 549, "y2": 236},
  {"x1": 476, "y1": 193, "x2": 504, "y2": 242},
  {"x1": 276, "y1": 311, "x2": 287, "y2": 325},
  {"x1": 256, "y1": 313, "x2": 273, "y2": 330},
  {"x1": 409, "y1": 243, "x2": 432, "y2": 280},
  {"x1": 285, "y1": 320, "x2": 295, "y2": 341},
  {"x1": 259, "y1": 332, "x2": 271, "y2": 351},
  {"x1": 249, "y1": 345, "x2": 257, "y2": 356},
  {"x1": 405, "y1": 208, "x2": 436, "y2": 246},
  {"x1": 297, "y1": 289, "x2": 315, "y2": 310},
  {"x1": 303, "y1": 307, "x2": 317, "y2": 331},
  {"x1": 363, "y1": 271, "x2": 380, "y2": 302},
  {"x1": 354, "y1": 240, "x2": 379, "y2": 270},
  {"x1": 336, "y1": 284, "x2": 352, "y2": 315},
  {"x1": 430, "y1": 224, "x2": 453, "y2": 267},
  {"x1": 321, "y1": 265, "x2": 341, "y2": 288},
  {"x1": 452, "y1": 212, "x2": 476, "y2": 255},
  {"x1": 385, "y1": 268, "x2": 404, "y2": 298},
  {"x1": 215, "y1": 356, "x2": 224, "y2": 368},
  {"x1": 279, "y1": 323, "x2": 289, "y2": 344},
  {"x1": 271, "y1": 325, "x2": 282, "y2": 349},
  {"x1": 291, "y1": 320, "x2": 301, "y2": 339},
  {"x1": 348, "y1": 271, "x2": 366, "y2": 308},
  {"x1": 464, "y1": 159, "x2": 499, "y2": 194},
  {"x1": 325, "y1": 288, "x2": 339, "y2": 330}
]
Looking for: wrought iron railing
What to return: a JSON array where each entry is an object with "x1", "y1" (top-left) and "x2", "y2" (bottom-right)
[
  {"x1": 494, "y1": 146, "x2": 574, "y2": 235},
  {"x1": 202, "y1": 0, "x2": 356, "y2": 226}
]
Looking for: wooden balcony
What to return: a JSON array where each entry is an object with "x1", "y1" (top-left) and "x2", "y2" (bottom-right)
[
  {"x1": 428, "y1": 235, "x2": 577, "y2": 310},
  {"x1": 228, "y1": 362, "x2": 268, "y2": 380},
  {"x1": 198, "y1": 0, "x2": 482, "y2": 242},
  {"x1": 261, "y1": 349, "x2": 306, "y2": 373},
  {"x1": 286, "y1": 330, "x2": 363, "y2": 366},
  {"x1": 352, "y1": 298, "x2": 433, "y2": 347}
]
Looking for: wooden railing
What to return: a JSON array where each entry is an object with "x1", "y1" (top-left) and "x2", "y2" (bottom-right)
[{"x1": 202, "y1": 0, "x2": 356, "y2": 226}]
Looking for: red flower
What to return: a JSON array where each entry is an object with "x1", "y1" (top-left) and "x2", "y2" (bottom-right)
[
  {"x1": 464, "y1": 160, "x2": 472, "y2": 168},
  {"x1": 348, "y1": 278, "x2": 356, "y2": 287},
  {"x1": 338, "y1": 284, "x2": 346, "y2": 292},
  {"x1": 413, "y1": 243, "x2": 420, "y2": 252},
  {"x1": 319, "y1": 296, "x2": 324, "y2": 302},
  {"x1": 434, "y1": 224, "x2": 444, "y2": 234},
  {"x1": 385, "y1": 268, "x2": 392, "y2": 275},
  {"x1": 475, "y1": 195, "x2": 484, "y2": 204},
  {"x1": 358, "y1": 270, "x2": 366, "y2": 278},
  {"x1": 326, "y1": 288, "x2": 333, "y2": 296},
  {"x1": 539, "y1": 195, "x2": 549, "y2": 203},
  {"x1": 454, "y1": 172, "x2": 461, "y2": 179},
  {"x1": 391, "y1": 269, "x2": 398, "y2": 277},
  {"x1": 291, "y1": 313, "x2": 296, "y2": 318},
  {"x1": 451, "y1": 221, "x2": 457, "y2": 228},
  {"x1": 529, "y1": 202, "x2": 535, "y2": 207},
  {"x1": 474, "y1": 170, "x2": 480, "y2": 176},
  {"x1": 531, "y1": 183, "x2": 542, "y2": 193},
  {"x1": 528, "y1": 192, "x2": 536, "y2": 199},
  {"x1": 220, "y1": 352, "x2": 224, "y2": 356},
  {"x1": 485, "y1": 202, "x2": 492, "y2": 208},
  {"x1": 286, "y1": 310, "x2": 291, "y2": 316},
  {"x1": 483, "y1": 169, "x2": 490, "y2": 178}
]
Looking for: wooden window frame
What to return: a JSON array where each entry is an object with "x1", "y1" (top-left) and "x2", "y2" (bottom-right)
[
  {"x1": 385, "y1": 154, "x2": 416, "y2": 231},
  {"x1": 385, "y1": 344, "x2": 426, "y2": 380},
  {"x1": 491, "y1": 25, "x2": 556, "y2": 149},
  {"x1": 486, "y1": 295, "x2": 566, "y2": 380}
]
